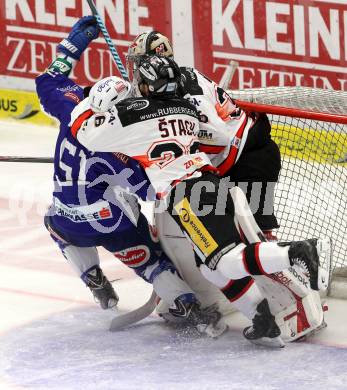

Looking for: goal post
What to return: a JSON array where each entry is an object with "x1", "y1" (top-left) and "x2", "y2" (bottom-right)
[{"x1": 228, "y1": 87, "x2": 347, "y2": 297}]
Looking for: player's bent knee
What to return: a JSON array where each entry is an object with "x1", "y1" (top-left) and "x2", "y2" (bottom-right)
[{"x1": 199, "y1": 264, "x2": 230, "y2": 288}]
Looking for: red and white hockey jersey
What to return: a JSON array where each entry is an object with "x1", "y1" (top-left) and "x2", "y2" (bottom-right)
[
  {"x1": 180, "y1": 67, "x2": 256, "y2": 175},
  {"x1": 70, "y1": 96, "x2": 212, "y2": 197}
]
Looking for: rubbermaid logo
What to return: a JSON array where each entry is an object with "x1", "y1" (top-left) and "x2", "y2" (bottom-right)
[{"x1": 127, "y1": 100, "x2": 149, "y2": 111}]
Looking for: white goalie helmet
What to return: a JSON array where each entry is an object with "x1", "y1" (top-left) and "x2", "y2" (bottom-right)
[
  {"x1": 88, "y1": 76, "x2": 131, "y2": 112},
  {"x1": 126, "y1": 31, "x2": 174, "y2": 83}
]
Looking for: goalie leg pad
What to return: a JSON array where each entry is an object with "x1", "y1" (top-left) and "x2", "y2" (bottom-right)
[
  {"x1": 254, "y1": 269, "x2": 326, "y2": 342},
  {"x1": 155, "y1": 209, "x2": 237, "y2": 317},
  {"x1": 200, "y1": 264, "x2": 261, "y2": 320},
  {"x1": 274, "y1": 290, "x2": 325, "y2": 342},
  {"x1": 230, "y1": 186, "x2": 328, "y2": 342}
]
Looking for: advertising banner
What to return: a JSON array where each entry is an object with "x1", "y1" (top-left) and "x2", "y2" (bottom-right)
[
  {"x1": 0, "y1": 0, "x2": 346, "y2": 92},
  {"x1": 0, "y1": 89, "x2": 57, "y2": 126}
]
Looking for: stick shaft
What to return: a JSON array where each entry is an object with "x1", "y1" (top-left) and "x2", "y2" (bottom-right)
[
  {"x1": 86, "y1": 0, "x2": 129, "y2": 81},
  {"x1": 0, "y1": 156, "x2": 53, "y2": 163}
]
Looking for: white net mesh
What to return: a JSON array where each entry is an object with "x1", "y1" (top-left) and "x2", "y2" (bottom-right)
[
  {"x1": 230, "y1": 86, "x2": 347, "y2": 117},
  {"x1": 229, "y1": 87, "x2": 347, "y2": 275}
]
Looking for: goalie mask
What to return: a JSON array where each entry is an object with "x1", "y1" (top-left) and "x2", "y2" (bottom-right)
[
  {"x1": 137, "y1": 56, "x2": 181, "y2": 97},
  {"x1": 88, "y1": 76, "x2": 131, "y2": 112},
  {"x1": 126, "y1": 31, "x2": 174, "y2": 86}
]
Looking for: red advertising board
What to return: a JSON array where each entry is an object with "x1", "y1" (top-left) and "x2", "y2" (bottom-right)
[{"x1": 0, "y1": 0, "x2": 346, "y2": 91}]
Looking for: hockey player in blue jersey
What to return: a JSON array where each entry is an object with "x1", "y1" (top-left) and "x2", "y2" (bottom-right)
[{"x1": 36, "y1": 16, "x2": 222, "y2": 331}]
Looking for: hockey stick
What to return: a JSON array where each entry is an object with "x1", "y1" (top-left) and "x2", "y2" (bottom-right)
[
  {"x1": 109, "y1": 289, "x2": 158, "y2": 331},
  {"x1": 86, "y1": 0, "x2": 129, "y2": 81},
  {"x1": 219, "y1": 60, "x2": 238, "y2": 90},
  {"x1": 0, "y1": 156, "x2": 53, "y2": 163}
]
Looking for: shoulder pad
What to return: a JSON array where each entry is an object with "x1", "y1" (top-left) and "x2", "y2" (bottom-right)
[
  {"x1": 179, "y1": 67, "x2": 203, "y2": 96},
  {"x1": 69, "y1": 98, "x2": 90, "y2": 125},
  {"x1": 116, "y1": 97, "x2": 151, "y2": 112},
  {"x1": 115, "y1": 96, "x2": 198, "y2": 126}
]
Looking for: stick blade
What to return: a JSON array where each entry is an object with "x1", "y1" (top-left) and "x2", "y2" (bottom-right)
[{"x1": 109, "y1": 290, "x2": 158, "y2": 331}]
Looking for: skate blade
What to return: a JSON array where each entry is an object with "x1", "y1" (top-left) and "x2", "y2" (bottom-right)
[
  {"x1": 316, "y1": 237, "x2": 331, "y2": 291},
  {"x1": 249, "y1": 335, "x2": 285, "y2": 348}
]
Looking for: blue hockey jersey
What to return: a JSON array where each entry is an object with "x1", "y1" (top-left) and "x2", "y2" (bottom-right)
[{"x1": 36, "y1": 72, "x2": 153, "y2": 245}]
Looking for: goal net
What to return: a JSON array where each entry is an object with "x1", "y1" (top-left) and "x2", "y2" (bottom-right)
[{"x1": 228, "y1": 87, "x2": 347, "y2": 295}]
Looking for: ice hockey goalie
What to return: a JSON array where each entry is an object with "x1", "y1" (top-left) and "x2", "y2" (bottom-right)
[{"x1": 155, "y1": 186, "x2": 329, "y2": 344}]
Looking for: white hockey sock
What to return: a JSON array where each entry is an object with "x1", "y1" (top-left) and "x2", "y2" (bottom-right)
[
  {"x1": 199, "y1": 264, "x2": 230, "y2": 288},
  {"x1": 153, "y1": 269, "x2": 195, "y2": 306},
  {"x1": 62, "y1": 245, "x2": 100, "y2": 277},
  {"x1": 217, "y1": 242, "x2": 290, "y2": 279}
]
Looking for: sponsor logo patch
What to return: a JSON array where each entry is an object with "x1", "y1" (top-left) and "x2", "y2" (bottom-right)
[
  {"x1": 114, "y1": 245, "x2": 150, "y2": 267},
  {"x1": 174, "y1": 197, "x2": 218, "y2": 257},
  {"x1": 272, "y1": 271, "x2": 292, "y2": 287},
  {"x1": 53, "y1": 198, "x2": 113, "y2": 223},
  {"x1": 97, "y1": 78, "x2": 114, "y2": 92},
  {"x1": 64, "y1": 92, "x2": 81, "y2": 104},
  {"x1": 115, "y1": 81, "x2": 127, "y2": 94},
  {"x1": 57, "y1": 85, "x2": 80, "y2": 93},
  {"x1": 198, "y1": 129, "x2": 212, "y2": 139},
  {"x1": 126, "y1": 100, "x2": 149, "y2": 111},
  {"x1": 288, "y1": 267, "x2": 309, "y2": 288}
]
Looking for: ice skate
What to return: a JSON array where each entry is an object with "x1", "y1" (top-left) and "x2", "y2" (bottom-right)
[
  {"x1": 243, "y1": 299, "x2": 285, "y2": 348},
  {"x1": 161, "y1": 293, "x2": 227, "y2": 337},
  {"x1": 84, "y1": 266, "x2": 119, "y2": 310}
]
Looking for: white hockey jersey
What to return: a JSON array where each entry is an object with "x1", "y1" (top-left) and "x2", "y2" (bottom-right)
[
  {"x1": 70, "y1": 96, "x2": 212, "y2": 197},
  {"x1": 180, "y1": 67, "x2": 256, "y2": 175}
]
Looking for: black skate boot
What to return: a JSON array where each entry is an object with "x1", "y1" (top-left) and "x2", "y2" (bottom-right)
[
  {"x1": 83, "y1": 266, "x2": 119, "y2": 310},
  {"x1": 162, "y1": 293, "x2": 227, "y2": 337},
  {"x1": 243, "y1": 299, "x2": 284, "y2": 348},
  {"x1": 280, "y1": 239, "x2": 320, "y2": 290}
]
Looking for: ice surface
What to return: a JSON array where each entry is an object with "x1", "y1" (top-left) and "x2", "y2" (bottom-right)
[
  {"x1": 1, "y1": 295, "x2": 347, "y2": 390},
  {"x1": 1, "y1": 121, "x2": 347, "y2": 390}
]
